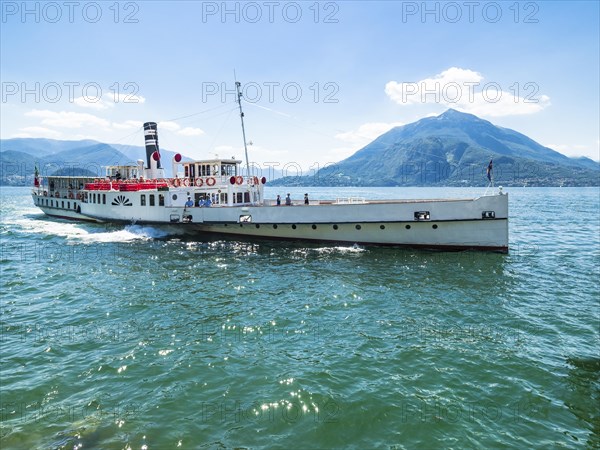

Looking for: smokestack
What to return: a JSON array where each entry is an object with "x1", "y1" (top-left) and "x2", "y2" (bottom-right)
[{"x1": 143, "y1": 122, "x2": 162, "y2": 169}]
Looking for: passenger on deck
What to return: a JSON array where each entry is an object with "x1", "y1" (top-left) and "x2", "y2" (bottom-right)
[
  {"x1": 184, "y1": 197, "x2": 194, "y2": 209},
  {"x1": 285, "y1": 193, "x2": 291, "y2": 206},
  {"x1": 304, "y1": 193, "x2": 309, "y2": 205},
  {"x1": 276, "y1": 195, "x2": 281, "y2": 206}
]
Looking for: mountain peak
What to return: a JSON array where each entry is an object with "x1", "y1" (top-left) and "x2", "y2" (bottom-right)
[{"x1": 438, "y1": 108, "x2": 479, "y2": 121}]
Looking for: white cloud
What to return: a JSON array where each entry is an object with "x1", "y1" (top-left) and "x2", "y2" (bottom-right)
[
  {"x1": 385, "y1": 67, "x2": 550, "y2": 117},
  {"x1": 25, "y1": 109, "x2": 111, "y2": 129},
  {"x1": 335, "y1": 121, "x2": 404, "y2": 147},
  {"x1": 158, "y1": 121, "x2": 181, "y2": 132},
  {"x1": 113, "y1": 120, "x2": 143, "y2": 130},
  {"x1": 177, "y1": 127, "x2": 205, "y2": 137},
  {"x1": 73, "y1": 96, "x2": 110, "y2": 110},
  {"x1": 13, "y1": 126, "x2": 62, "y2": 138}
]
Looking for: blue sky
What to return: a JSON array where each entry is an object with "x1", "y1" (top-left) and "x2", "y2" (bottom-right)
[{"x1": 2, "y1": 1, "x2": 599, "y2": 169}]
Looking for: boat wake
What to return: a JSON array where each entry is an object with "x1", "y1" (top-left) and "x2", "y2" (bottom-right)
[
  {"x1": 10, "y1": 214, "x2": 174, "y2": 243},
  {"x1": 76, "y1": 225, "x2": 170, "y2": 243}
]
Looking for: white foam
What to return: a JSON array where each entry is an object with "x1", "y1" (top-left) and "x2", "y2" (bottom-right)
[{"x1": 9, "y1": 214, "x2": 174, "y2": 243}]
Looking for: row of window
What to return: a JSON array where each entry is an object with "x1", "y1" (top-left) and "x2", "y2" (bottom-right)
[
  {"x1": 185, "y1": 163, "x2": 237, "y2": 178},
  {"x1": 90, "y1": 193, "x2": 106, "y2": 204},
  {"x1": 140, "y1": 194, "x2": 165, "y2": 207},
  {"x1": 36, "y1": 197, "x2": 77, "y2": 211}
]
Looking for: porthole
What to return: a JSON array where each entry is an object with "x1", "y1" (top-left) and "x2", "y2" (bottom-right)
[
  {"x1": 292, "y1": 224, "x2": 297, "y2": 229},
  {"x1": 380, "y1": 225, "x2": 385, "y2": 230},
  {"x1": 312, "y1": 224, "x2": 317, "y2": 230},
  {"x1": 255, "y1": 224, "x2": 260, "y2": 229},
  {"x1": 432, "y1": 224, "x2": 438, "y2": 229},
  {"x1": 355, "y1": 224, "x2": 362, "y2": 230},
  {"x1": 172, "y1": 194, "x2": 178, "y2": 200},
  {"x1": 405, "y1": 225, "x2": 411, "y2": 230},
  {"x1": 273, "y1": 224, "x2": 278, "y2": 229},
  {"x1": 333, "y1": 224, "x2": 338, "y2": 230}
]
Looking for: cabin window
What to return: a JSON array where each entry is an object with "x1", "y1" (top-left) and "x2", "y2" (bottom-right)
[
  {"x1": 61, "y1": 201, "x2": 64, "y2": 208},
  {"x1": 482, "y1": 211, "x2": 496, "y2": 219},
  {"x1": 184, "y1": 166, "x2": 189, "y2": 178},
  {"x1": 141, "y1": 194, "x2": 146, "y2": 206},
  {"x1": 93, "y1": 193, "x2": 96, "y2": 204},
  {"x1": 414, "y1": 211, "x2": 430, "y2": 221},
  {"x1": 149, "y1": 195, "x2": 155, "y2": 206},
  {"x1": 67, "y1": 202, "x2": 70, "y2": 209},
  {"x1": 235, "y1": 193, "x2": 242, "y2": 204},
  {"x1": 103, "y1": 194, "x2": 106, "y2": 205},
  {"x1": 220, "y1": 193, "x2": 227, "y2": 204},
  {"x1": 244, "y1": 192, "x2": 250, "y2": 203},
  {"x1": 159, "y1": 194, "x2": 165, "y2": 206}
]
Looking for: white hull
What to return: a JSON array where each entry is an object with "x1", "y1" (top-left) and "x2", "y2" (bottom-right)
[
  {"x1": 71, "y1": 190, "x2": 508, "y2": 252},
  {"x1": 190, "y1": 219, "x2": 508, "y2": 251}
]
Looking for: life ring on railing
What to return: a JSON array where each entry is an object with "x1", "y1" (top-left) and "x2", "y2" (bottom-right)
[
  {"x1": 235, "y1": 176, "x2": 243, "y2": 185},
  {"x1": 182, "y1": 178, "x2": 191, "y2": 187},
  {"x1": 207, "y1": 177, "x2": 216, "y2": 186},
  {"x1": 173, "y1": 178, "x2": 181, "y2": 187},
  {"x1": 195, "y1": 177, "x2": 204, "y2": 187},
  {"x1": 43, "y1": 191, "x2": 48, "y2": 197}
]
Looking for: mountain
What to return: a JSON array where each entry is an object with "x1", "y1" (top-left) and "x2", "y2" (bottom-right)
[
  {"x1": 273, "y1": 109, "x2": 600, "y2": 187},
  {"x1": 0, "y1": 138, "x2": 100, "y2": 157}
]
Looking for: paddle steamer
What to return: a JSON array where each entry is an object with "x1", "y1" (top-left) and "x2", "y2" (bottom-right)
[{"x1": 32, "y1": 83, "x2": 509, "y2": 252}]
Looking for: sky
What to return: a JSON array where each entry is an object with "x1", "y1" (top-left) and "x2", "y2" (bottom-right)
[{"x1": 1, "y1": 1, "x2": 599, "y2": 171}]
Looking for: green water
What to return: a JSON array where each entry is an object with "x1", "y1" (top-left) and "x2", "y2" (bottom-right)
[{"x1": 1, "y1": 187, "x2": 598, "y2": 449}]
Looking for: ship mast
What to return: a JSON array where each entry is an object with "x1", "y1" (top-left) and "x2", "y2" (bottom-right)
[{"x1": 235, "y1": 81, "x2": 251, "y2": 178}]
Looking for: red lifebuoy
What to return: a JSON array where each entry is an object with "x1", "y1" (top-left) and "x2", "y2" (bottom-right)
[
  {"x1": 207, "y1": 177, "x2": 216, "y2": 186},
  {"x1": 235, "y1": 176, "x2": 243, "y2": 185},
  {"x1": 173, "y1": 178, "x2": 181, "y2": 187},
  {"x1": 182, "y1": 178, "x2": 191, "y2": 187},
  {"x1": 195, "y1": 178, "x2": 203, "y2": 187}
]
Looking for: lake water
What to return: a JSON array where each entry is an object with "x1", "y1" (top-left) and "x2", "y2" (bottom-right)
[{"x1": 1, "y1": 186, "x2": 598, "y2": 449}]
